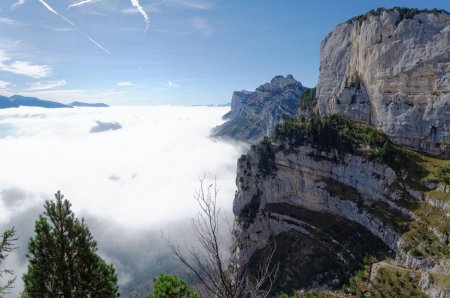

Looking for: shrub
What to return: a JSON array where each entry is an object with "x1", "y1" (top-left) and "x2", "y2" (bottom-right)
[
  {"x1": 436, "y1": 165, "x2": 450, "y2": 185},
  {"x1": 147, "y1": 274, "x2": 199, "y2": 298}
]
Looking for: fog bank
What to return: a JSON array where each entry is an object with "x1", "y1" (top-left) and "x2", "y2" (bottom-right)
[{"x1": 0, "y1": 106, "x2": 246, "y2": 296}]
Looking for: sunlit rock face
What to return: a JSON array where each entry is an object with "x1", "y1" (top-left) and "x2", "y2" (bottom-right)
[
  {"x1": 233, "y1": 140, "x2": 449, "y2": 294},
  {"x1": 213, "y1": 75, "x2": 306, "y2": 142},
  {"x1": 233, "y1": 144, "x2": 405, "y2": 291},
  {"x1": 316, "y1": 9, "x2": 450, "y2": 157}
]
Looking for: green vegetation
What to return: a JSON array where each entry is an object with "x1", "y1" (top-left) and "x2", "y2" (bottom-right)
[
  {"x1": 277, "y1": 291, "x2": 336, "y2": 297},
  {"x1": 344, "y1": 72, "x2": 361, "y2": 89},
  {"x1": 401, "y1": 201, "x2": 450, "y2": 259},
  {"x1": 273, "y1": 115, "x2": 391, "y2": 159},
  {"x1": 437, "y1": 165, "x2": 450, "y2": 185},
  {"x1": 0, "y1": 228, "x2": 17, "y2": 296},
  {"x1": 23, "y1": 191, "x2": 119, "y2": 297},
  {"x1": 342, "y1": 262, "x2": 425, "y2": 298},
  {"x1": 430, "y1": 273, "x2": 450, "y2": 292},
  {"x1": 369, "y1": 267, "x2": 425, "y2": 297},
  {"x1": 425, "y1": 189, "x2": 450, "y2": 202},
  {"x1": 278, "y1": 262, "x2": 427, "y2": 297},
  {"x1": 298, "y1": 88, "x2": 317, "y2": 115},
  {"x1": 273, "y1": 114, "x2": 450, "y2": 190},
  {"x1": 147, "y1": 274, "x2": 199, "y2": 298},
  {"x1": 258, "y1": 136, "x2": 278, "y2": 176},
  {"x1": 348, "y1": 7, "x2": 449, "y2": 25}
]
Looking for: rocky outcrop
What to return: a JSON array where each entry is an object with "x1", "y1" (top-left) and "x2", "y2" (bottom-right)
[
  {"x1": 234, "y1": 143, "x2": 405, "y2": 291},
  {"x1": 316, "y1": 8, "x2": 450, "y2": 157},
  {"x1": 213, "y1": 75, "x2": 306, "y2": 142},
  {"x1": 234, "y1": 135, "x2": 450, "y2": 294}
]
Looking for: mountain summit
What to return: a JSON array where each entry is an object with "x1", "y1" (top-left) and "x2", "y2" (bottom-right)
[{"x1": 213, "y1": 74, "x2": 306, "y2": 142}]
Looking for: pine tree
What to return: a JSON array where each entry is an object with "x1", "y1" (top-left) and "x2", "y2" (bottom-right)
[
  {"x1": 0, "y1": 227, "x2": 17, "y2": 296},
  {"x1": 22, "y1": 191, "x2": 119, "y2": 297}
]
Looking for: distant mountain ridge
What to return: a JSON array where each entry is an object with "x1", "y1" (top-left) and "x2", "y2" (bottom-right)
[
  {"x1": 0, "y1": 95, "x2": 109, "y2": 109},
  {"x1": 69, "y1": 101, "x2": 109, "y2": 107},
  {"x1": 212, "y1": 74, "x2": 307, "y2": 142}
]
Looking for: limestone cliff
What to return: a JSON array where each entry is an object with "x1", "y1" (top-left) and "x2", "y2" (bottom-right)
[
  {"x1": 213, "y1": 75, "x2": 306, "y2": 142},
  {"x1": 234, "y1": 116, "x2": 450, "y2": 296},
  {"x1": 229, "y1": 8, "x2": 450, "y2": 297},
  {"x1": 317, "y1": 8, "x2": 450, "y2": 157}
]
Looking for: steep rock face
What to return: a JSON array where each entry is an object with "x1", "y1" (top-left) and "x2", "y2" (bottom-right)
[
  {"x1": 213, "y1": 75, "x2": 306, "y2": 142},
  {"x1": 316, "y1": 9, "x2": 450, "y2": 156},
  {"x1": 234, "y1": 134, "x2": 450, "y2": 294}
]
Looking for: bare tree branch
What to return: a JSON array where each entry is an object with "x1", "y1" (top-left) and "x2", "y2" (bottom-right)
[{"x1": 163, "y1": 176, "x2": 279, "y2": 298}]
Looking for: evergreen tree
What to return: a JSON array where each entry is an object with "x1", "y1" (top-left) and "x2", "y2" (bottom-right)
[
  {"x1": 0, "y1": 228, "x2": 17, "y2": 296},
  {"x1": 23, "y1": 191, "x2": 119, "y2": 297},
  {"x1": 147, "y1": 274, "x2": 199, "y2": 298}
]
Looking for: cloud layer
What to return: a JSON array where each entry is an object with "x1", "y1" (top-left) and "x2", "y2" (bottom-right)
[
  {"x1": 0, "y1": 50, "x2": 51, "y2": 78},
  {"x1": 0, "y1": 106, "x2": 245, "y2": 296}
]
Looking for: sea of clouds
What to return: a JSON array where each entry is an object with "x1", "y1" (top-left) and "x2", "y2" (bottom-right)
[{"x1": 0, "y1": 106, "x2": 246, "y2": 297}]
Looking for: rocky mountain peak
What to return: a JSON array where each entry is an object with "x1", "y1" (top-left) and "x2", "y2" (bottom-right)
[
  {"x1": 256, "y1": 74, "x2": 302, "y2": 92},
  {"x1": 213, "y1": 75, "x2": 306, "y2": 142}
]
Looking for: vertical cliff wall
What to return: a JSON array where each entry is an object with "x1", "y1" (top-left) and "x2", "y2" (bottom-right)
[
  {"x1": 233, "y1": 115, "x2": 450, "y2": 296},
  {"x1": 316, "y1": 9, "x2": 450, "y2": 156}
]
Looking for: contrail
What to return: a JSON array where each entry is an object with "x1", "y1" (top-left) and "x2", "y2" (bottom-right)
[
  {"x1": 37, "y1": 0, "x2": 110, "y2": 54},
  {"x1": 38, "y1": 0, "x2": 74, "y2": 25},
  {"x1": 68, "y1": 0, "x2": 150, "y2": 32},
  {"x1": 80, "y1": 31, "x2": 111, "y2": 54},
  {"x1": 130, "y1": 0, "x2": 149, "y2": 32},
  {"x1": 68, "y1": 0, "x2": 96, "y2": 9}
]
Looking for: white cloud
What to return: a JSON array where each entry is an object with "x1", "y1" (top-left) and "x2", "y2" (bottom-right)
[
  {"x1": 68, "y1": 0, "x2": 100, "y2": 9},
  {"x1": 0, "y1": 50, "x2": 51, "y2": 78},
  {"x1": 11, "y1": 0, "x2": 26, "y2": 9},
  {"x1": 0, "y1": 18, "x2": 18, "y2": 25},
  {"x1": 0, "y1": 106, "x2": 242, "y2": 225},
  {"x1": 191, "y1": 16, "x2": 213, "y2": 37},
  {"x1": 120, "y1": 7, "x2": 140, "y2": 15},
  {"x1": 0, "y1": 106, "x2": 244, "y2": 295},
  {"x1": 27, "y1": 80, "x2": 66, "y2": 91},
  {"x1": 116, "y1": 81, "x2": 134, "y2": 87},
  {"x1": 43, "y1": 25, "x2": 75, "y2": 32},
  {"x1": 164, "y1": 0, "x2": 212, "y2": 10},
  {"x1": 0, "y1": 80, "x2": 12, "y2": 89}
]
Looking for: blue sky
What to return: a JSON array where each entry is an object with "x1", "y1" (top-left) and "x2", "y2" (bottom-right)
[{"x1": 0, "y1": 0, "x2": 449, "y2": 105}]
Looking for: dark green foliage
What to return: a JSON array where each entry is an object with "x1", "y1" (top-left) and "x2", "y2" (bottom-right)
[
  {"x1": 343, "y1": 262, "x2": 426, "y2": 297},
  {"x1": 146, "y1": 274, "x2": 199, "y2": 298},
  {"x1": 0, "y1": 228, "x2": 17, "y2": 296},
  {"x1": 23, "y1": 191, "x2": 119, "y2": 298},
  {"x1": 273, "y1": 115, "x2": 420, "y2": 180},
  {"x1": 344, "y1": 73, "x2": 360, "y2": 89},
  {"x1": 258, "y1": 136, "x2": 277, "y2": 176},
  {"x1": 274, "y1": 115, "x2": 390, "y2": 157},
  {"x1": 347, "y1": 7, "x2": 449, "y2": 25},
  {"x1": 437, "y1": 165, "x2": 450, "y2": 185},
  {"x1": 298, "y1": 88, "x2": 317, "y2": 115}
]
